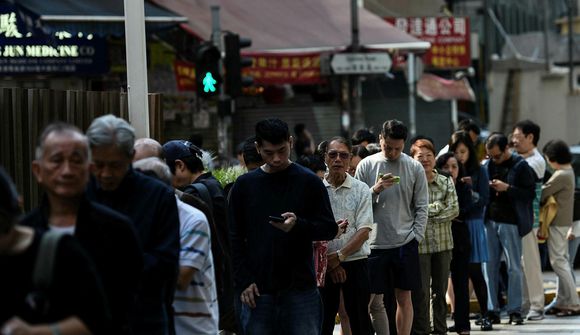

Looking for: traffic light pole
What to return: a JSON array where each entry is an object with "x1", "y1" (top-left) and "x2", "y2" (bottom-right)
[
  {"x1": 211, "y1": 5, "x2": 233, "y2": 160},
  {"x1": 349, "y1": 0, "x2": 364, "y2": 135}
]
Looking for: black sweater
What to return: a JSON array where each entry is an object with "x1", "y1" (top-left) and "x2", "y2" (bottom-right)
[{"x1": 229, "y1": 163, "x2": 337, "y2": 293}]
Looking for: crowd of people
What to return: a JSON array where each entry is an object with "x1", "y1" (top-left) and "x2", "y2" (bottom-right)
[{"x1": 0, "y1": 115, "x2": 578, "y2": 335}]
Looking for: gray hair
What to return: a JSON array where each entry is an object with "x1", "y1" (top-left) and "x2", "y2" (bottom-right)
[
  {"x1": 132, "y1": 157, "x2": 173, "y2": 186},
  {"x1": 35, "y1": 122, "x2": 90, "y2": 161},
  {"x1": 86, "y1": 114, "x2": 135, "y2": 157}
]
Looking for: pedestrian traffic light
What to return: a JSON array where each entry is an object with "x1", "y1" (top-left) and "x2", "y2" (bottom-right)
[
  {"x1": 195, "y1": 42, "x2": 221, "y2": 97},
  {"x1": 224, "y1": 33, "x2": 253, "y2": 97}
]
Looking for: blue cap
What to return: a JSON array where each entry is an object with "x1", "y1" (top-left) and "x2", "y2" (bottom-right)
[{"x1": 162, "y1": 140, "x2": 203, "y2": 172}]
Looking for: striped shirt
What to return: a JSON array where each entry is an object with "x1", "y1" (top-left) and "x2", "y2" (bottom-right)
[
  {"x1": 419, "y1": 170, "x2": 459, "y2": 254},
  {"x1": 173, "y1": 197, "x2": 218, "y2": 335}
]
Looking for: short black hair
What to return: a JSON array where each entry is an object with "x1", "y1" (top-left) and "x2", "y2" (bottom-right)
[
  {"x1": 255, "y1": 118, "x2": 290, "y2": 145},
  {"x1": 513, "y1": 120, "x2": 540, "y2": 146},
  {"x1": 242, "y1": 136, "x2": 263, "y2": 167},
  {"x1": 485, "y1": 132, "x2": 509, "y2": 151},
  {"x1": 352, "y1": 128, "x2": 376, "y2": 145},
  {"x1": 352, "y1": 145, "x2": 370, "y2": 159},
  {"x1": 458, "y1": 119, "x2": 481, "y2": 135},
  {"x1": 381, "y1": 120, "x2": 408, "y2": 141},
  {"x1": 296, "y1": 154, "x2": 326, "y2": 174},
  {"x1": 542, "y1": 140, "x2": 572, "y2": 164}
]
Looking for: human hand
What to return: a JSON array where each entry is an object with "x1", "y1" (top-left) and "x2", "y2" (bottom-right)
[
  {"x1": 461, "y1": 176, "x2": 472, "y2": 185},
  {"x1": 335, "y1": 219, "x2": 348, "y2": 239},
  {"x1": 489, "y1": 179, "x2": 509, "y2": 192},
  {"x1": 326, "y1": 253, "x2": 340, "y2": 271},
  {"x1": 329, "y1": 266, "x2": 347, "y2": 284},
  {"x1": 240, "y1": 283, "x2": 260, "y2": 308},
  {"x1": 373, "y1": 173, "x2": 397, "y2": 194},
  {"x1": 270, "y1": 212, "x2": 297, "y2": 232},
  {"x1": 1, "y1": 317, "x2": 34, "y2": 335}
]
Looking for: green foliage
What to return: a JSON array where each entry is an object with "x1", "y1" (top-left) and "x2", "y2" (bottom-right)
[{"x1": 212, "y1": 166, "x2": 246, "y2": 188}]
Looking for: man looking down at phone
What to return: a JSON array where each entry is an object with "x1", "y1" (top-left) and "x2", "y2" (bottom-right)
[
  {"x1": 228, "y1": 118, "x2": 337, "y2": 335},
  {"x1": 319, "y1": 137, "x2": 373, "y2": 335},
  {"x1": 483, "y1": 133, "x2": 536, "y2": 325},
  {"x1": 355, "y1": 120, "x2": 428, "y2": 335}
]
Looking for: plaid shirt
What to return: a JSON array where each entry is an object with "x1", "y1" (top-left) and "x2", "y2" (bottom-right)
[{"x1": 418, "y1": 170, "x2": 459, "y2": 254}]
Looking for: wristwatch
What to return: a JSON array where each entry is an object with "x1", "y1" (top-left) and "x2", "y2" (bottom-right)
[{"x1": 337, "y1": 249, "x2": 346, "y2": 262}]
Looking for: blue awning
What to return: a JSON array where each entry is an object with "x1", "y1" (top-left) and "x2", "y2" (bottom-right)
[{"x1": 11, "y1": 0, "x2": 187, "y2": 36}]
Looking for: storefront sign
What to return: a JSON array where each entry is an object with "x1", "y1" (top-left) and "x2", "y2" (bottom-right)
[
  {"x1": 0, "y1": 6, "x2": 108, "y2": 74},
  {"x1": 173, "y1": 60, "x2": 196, "y2": 91},
  {"x1": 385, "y1": 17, "x2": 471, "y2": 69},
  {"x1": 244, "y1": 52, "x2": 323, "y2": 85}
]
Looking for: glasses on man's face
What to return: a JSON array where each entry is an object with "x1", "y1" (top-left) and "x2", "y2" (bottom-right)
[{"x1": 327, "y1": 151, "x2": 350, "y2": 160}]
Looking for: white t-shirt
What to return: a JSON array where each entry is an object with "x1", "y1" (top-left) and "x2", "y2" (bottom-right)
[
  {"x1": 524, "y1": 148, "x2": 546, "y2": 180},
  {"x1": 173, "y1": 197, "x2": 219, "y2": 335}
]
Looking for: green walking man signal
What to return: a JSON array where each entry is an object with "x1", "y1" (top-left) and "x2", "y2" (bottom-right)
[
  {"x1": 202, "y1": 72, "x2": 217, "y2": 93},
  {"x1": 195, "y1": 42, "x2": 221, "y2": 97}
]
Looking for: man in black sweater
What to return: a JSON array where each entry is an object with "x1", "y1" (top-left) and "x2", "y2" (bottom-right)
[
  {"x1": 85, "y1": 115, "x2": 180, "y2": 335},
  {"x1": 229, "y1": 118, "x2": 338, "y2": 335}
]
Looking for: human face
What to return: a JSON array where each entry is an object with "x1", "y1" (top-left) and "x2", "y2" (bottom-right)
[
  {"x1": 91, "y1": 144, "x2": 133, "y2": 191},
  {"x1": 454, "y1": 142, "x2": 470, "y2": 165},
  {"x1": 413, "y1": 147, "x2": 435, "y2": 175},
  {"x1": 325, "y1": 141, "x2": 351, "y2": 176},
  {"x1": 486, "y1": 145, "x2": 510, "y2": 165},
  {"x1": 32, "y1": 131, "x2": 90, "y2": 199},
  {"x1": 380, "y1": 136, "x2": 405, "y2": 161},
  {"x1": 511, "y1": 127, "x2": 534, "y2": 154},
  {"x1": 442, "y1": 156, "x2": 459, "y2": 181},
  {"x1": 256, "y1": 139, "x2": 292, "y2": 173},
  {"x1": 348, "y1": 155, "x2": 362, "y2": 176}
]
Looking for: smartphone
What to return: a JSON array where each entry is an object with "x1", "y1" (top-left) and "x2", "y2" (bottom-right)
[{"x1": 268, "y1": 215, "x2": 285, "y2": 223}]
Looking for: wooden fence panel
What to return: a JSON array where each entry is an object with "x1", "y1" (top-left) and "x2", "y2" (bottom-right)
[{"x1": 0, "y1": 88, "x2": 163, "y2": 211}]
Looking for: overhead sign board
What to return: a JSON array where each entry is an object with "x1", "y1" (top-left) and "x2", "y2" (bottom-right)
[
  {"x1": 385, "y1": 17, "x2": 471, "y2": 69},
  {"x1": 330, "y1": 53, "x2": 392, "y2": 74}
]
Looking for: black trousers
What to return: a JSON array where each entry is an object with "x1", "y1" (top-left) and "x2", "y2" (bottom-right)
[{"x1": 320, "y1": 258, "x2": 373, "y2": 335}]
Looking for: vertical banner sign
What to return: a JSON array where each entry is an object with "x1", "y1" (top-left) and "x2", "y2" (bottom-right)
[
  {"x1": 385, "y1": 17, "x2": 471, "y2": 69},
  {"x1": 173, "y1": 60, "x2": 196, "y2": 91}
]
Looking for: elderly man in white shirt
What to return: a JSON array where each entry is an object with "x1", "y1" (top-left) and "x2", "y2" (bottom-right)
[{"x1": 320, "y1": 137, "x2": 374, "y2": 335}]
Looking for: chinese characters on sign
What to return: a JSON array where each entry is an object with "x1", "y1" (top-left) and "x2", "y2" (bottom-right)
[
  {"x1": 0, "y1": 8, "x2": 107, "y2": 74},
  {"x1": 244, "y1": 52, "x2": 323, "y2": 85},
  {"x1": 173, "y1": 60, "x2": 196, "y2": 91},
  {"x1": 385, "y1": 17, "x2": 471, "y2": 69}
]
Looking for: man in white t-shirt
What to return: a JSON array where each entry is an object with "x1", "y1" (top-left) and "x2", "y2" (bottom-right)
[{"x1": 511, "y1": 120, "x2": 546, "y2": 321}]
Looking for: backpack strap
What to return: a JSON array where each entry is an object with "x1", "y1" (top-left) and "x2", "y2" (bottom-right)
[
  {"x1": 33, "y1": 230, "x2": 65, "y2": 290},
  {"x1": 188, "y1": 183, "x2": 214, "y2": 213}
]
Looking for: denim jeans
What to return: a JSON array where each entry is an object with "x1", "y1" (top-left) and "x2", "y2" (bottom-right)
[
  {"x1": 240, "y1": 288, "x2": 322, "y2": 335},
  {"x1": 484, "y1": 220, "x2": 523, "y2": 315}
]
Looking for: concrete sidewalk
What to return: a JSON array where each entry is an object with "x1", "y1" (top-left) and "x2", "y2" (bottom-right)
[{"x1": 332, "y1": 270, "x2": 580, "y2": 334}]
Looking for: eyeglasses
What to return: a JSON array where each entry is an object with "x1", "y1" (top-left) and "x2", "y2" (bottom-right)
[{"x1": 327, "y1": 151, "x2": 350, "y2": 160}]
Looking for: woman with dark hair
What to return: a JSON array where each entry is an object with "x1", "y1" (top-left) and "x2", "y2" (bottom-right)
[
  {"x1": 349, "y1": 145, "x2": 370, "y2": 177},
  {"x1": 449, "y1": 132, "x2": 493, "y2": 330},
  {"x1": 436, "y1": 153, "x2": 472, "y2": 335},
  {"x1": 541, "y1": 140, "x2": 580, "y2": 316}
]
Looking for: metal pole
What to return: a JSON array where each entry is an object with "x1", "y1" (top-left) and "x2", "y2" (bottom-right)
[
  {"x1": 568, "y1": 0, "x2": 575, "y2": 93},
  {"x1": 451, "y1": 99, "x2": 458, "y2": 130},
  {"x1": 408, "y1": 53, "x2": 417, "y2": 137},
  {"x1": 123, "y1": 0, "x2": 150, "y2": 138},
  {"x1": 211, "y1": 6, "x2": 232, "y2": 160},
  {"x1": 349, "y1": 0, "x2": 364, "y2": 134},
  {"x1": 542, "y1": 0, "x2": 551, "y2": 72}
]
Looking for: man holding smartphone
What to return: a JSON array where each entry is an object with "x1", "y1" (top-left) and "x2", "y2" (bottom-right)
[
  {"x1": 355, "y1": 120, "x2": 429, "y2": 335},
  {"x1": 484, "y1": 133, "x2": 536, "y2": 325},
  {"x1": 228, "y1": 118, "x2": 337, "y2": 335}
]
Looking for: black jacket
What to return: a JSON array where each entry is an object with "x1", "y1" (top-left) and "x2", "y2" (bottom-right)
[{"x1": 23, "y1": 195, "x2": 143, "y2": 335}]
